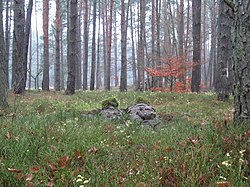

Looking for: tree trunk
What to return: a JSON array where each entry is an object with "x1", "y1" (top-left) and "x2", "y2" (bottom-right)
[
  {"x1": 75, "y1": 0, "x2": 83, "y2": 90},
  {"x1": 151, "y1": 0, "x2": 156, "y2": 88},
  {"x1": 120, "y1": 0, "x2": 129, "y2": 92},
  {"x1": 90, "y1": 0, "x2": 97, "y2": 90},
  {"x1": 35, "y1": 0, "x2": 40, "y2": 90},
  {"x1": 225, "y1": 0, "x2": 250, "y2": 121},
  {"x1": 102, "y1": 0, "x2": 107, "y2": 89},
  {"x1": 208, "y1": 0, "x2": 217, "y2": 89},
  {"x1": 96, "y1": 0, "x2": 101, "y2": 90},
  {"x1": 82, "y1": 0, "x2": 89, "y2": 90},
  {"x1": 0, "y1": 0, "x2": 8, "y2": 108},
  {"x1": 178, "y1": 0, "x2": 185, "y2": 85},
  {"x1": 105, "y1": 0, "x2": 114, "y2": 91},
  {"x1": 130, "y1": 2, "x2": 137, "y2": 87},
  {"x1": 4, "y1": 0, "x2": 10, "y2": 89},
  {"x1": 156, "y1": 0, "x2": 162, "y2": 87},
  {"x1": 191, "y1": 0, "x2": 201, "y2": 92},
  {"x1": 23, "y1": 0, "x2": 33, "y2": 90},
  {"x1": 216, "y1": 0, "x2": 233, "y2": 101},
  {"x1": 12, "y1": 0, "x2": 25, "y2": 94},
  {"x1": 138, "y1": 0, "x2": 146, "y2": 91},
  {"x1": 42, "y1": 0, "x2": 50, "y2": 91},
  {"x1": 114, "y1": 3, "x2": 118, "y2": 87},
  {"x1": 66, "y1": 0, "x2": 78, "y2": 95},
  {"x1": 54, "y1": 0, "x2": 61, "y2": 91},
  {"x1": 28, "y1": 29, "x2": 32, "y2": 90}
]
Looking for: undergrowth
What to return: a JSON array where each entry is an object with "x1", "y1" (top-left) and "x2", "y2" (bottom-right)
[{"x1": 0, "y1": 91, "x2": 249, "y2": 186}]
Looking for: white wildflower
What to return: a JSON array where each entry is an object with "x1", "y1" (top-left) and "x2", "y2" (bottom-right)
[{"x1": 222, "y1": 160, "x2": 232, "y2": 166}]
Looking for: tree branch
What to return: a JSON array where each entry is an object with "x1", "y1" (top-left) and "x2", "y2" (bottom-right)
[{"x1": 223, "y1": 0, "x2": 235, "y2": 10}]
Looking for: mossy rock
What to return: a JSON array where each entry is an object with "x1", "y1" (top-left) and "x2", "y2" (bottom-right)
[
  {"x1": 135, "y1": 96, "x2": 150, "y2": 105},
  {"x1": 101, "y1": 97, "x2": 119, "y2": 109}
]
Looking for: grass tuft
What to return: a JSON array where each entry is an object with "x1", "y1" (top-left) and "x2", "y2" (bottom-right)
[{"x1": 0, "y1": 91, "x2": 249, "y2": 186}]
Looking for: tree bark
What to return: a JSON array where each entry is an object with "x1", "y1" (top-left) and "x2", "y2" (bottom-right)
[
  {"x1": 90, "y1": 0, "x2": 97, "y2": 90},
  {"x1": 216, "y1": 0, "x2": 233, "y2": 101},
  {"x1": 96, "y1": 0, "x2": 101, "y2": 89},
  {"x1": 82, "y1": 0, "x2": 89, "y2": 90},
  {"x1": 66, "y1": 0, "x2": 78, "y2": 95},
  {"x1": 54, "y1": 0, "x2": 61, "y2": 91},
  {"x1": 191, "y1": 0, "x2": 201, "y2": 92},
  {"x1": 120, "y1": 0, "x2": 130, "y2": 92},
  {"x1": 0, "y1": 0, "x2": 8, "y2": 108},
  {"x1": 4, "y1": 0, "x2": 10, "y2": 89},
  {"x1": 12, "y1": 0, "x2": 25, "y2": 94},
  {"x1": 75, "y1": 0, "x2": 83, "y2": 90},
  {"x1": 229, "y1": 0, "x2": 250, "y2": 121},
  {"x1": 105, "y1": 0, "x2": 114, "y2": 91},
  {"x1": 42, "y1": 0, "x2": 50, "y2": 91}
]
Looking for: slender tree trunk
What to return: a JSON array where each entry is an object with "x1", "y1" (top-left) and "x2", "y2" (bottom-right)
[
  {"x1": 184, "y1": 0, "x2": 190, "y2": 59},
  {"x1": 151, "y1": 0, "x2": 156, "y2": 88},
  {"x1": 96, "y1": 0, "x2": 101, "y2": 90},
  {"x1": 54, "y1": 0, "x2": 61, "y2": 91},
  {"x1": 105, "y1": 0, "x2": 114, "y2": 91},
  {"x1": 90, "y1": 0, "x2": 97, "y2": 90},
  {"x1": 35, "y1": 0, "x2": 40, "y2": 89},
  {"x1": 82, "y1": 0, "x2": 89, "y2": 90},
  {"x1": 4, "y1": 0, "x2": 10, "y2": 89},
  {"x1": 168, "y1": 0, "x2": 178, "y2": 56},
  {"x1": 203, "y1": 0, "x2": 207, "y2": 86},
  {"x1": 60, "y1": 27, "x2": 65, "y2": 90},
  {"x1": 130, "y1": 1, "x2": 137, "y2": 87},
  {"x1": 42, "y1": 0, "x2": 50, "y2": 91},
  {"x1": 138, "y1": 0, "x2": 146, "y2": 91},
  {"x1": 120, "y1": 0, "x2": 129, "y2": 92},
  {"x1": 208, "y1": 0, "x2": 217, "y2": 89},
  {"x1": 23, "y1": 0, "x2": 33, "y2": 90},
  {"x1": 114, "y1": 3, "x2": 118, "y2": 87},
  {"x1": 0, "y1": 0, "x2": 8, "y2": 108},
  {"x1": 66, "y1": 0, "x2": 78, "y2": 95},
  {"x1": 178, "y1": 0, "x2": 185, "y2": 85},
  {"x1": 75, "y1": 0, "x2": 83, "y2": 90},
  {"x1": 156, "y1": 0, "x2": 162, "y2": 87},
  {"x1": 191, "y1": 0, "x2": 201, "y2": 92},
  {"x1": 28, "y1": 29, "x2": 32, "y2": 90}
]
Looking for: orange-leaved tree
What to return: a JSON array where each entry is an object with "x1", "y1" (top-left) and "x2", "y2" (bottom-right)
[{"x1": 145, "y1": 55, "x2": 192, "y2": 92}]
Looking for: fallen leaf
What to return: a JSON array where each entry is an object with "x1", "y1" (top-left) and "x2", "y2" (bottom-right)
[
  {"x1": 8, "y1": 168, "x2": 22, "y2": 173},
  {"x1": 216, "y1": 181, "x2": 229, "y2": 187},
  {"x1": 48, "y1": 164, "x2": 58, "y2": 172},
  {"x1": 59, "y1": 156, "x2": 69, "y2": 169},
  {"x1": 88, "y1": 146, "x2": 99, "y2": 154},
  {"x1": 165, "y1": 147, "x2": 173, "y2": 152},
  {"x1": 27, "y1": 181, "x2": 36, "y2": 187},
  {"x1": 139, "y1": 182, "x2": 147, "y2": 187},
  {"x1": 5, "y1": 132, "x2": 12, "y2": 139},
  {"x1": 30, "y1": 166, "x2": 39, "y2": 173},
  {"x1": 245, "y1": 130, "x2": 250, "y2": 137},
  {"x1": 47, "y1": 181, "x2": 54, "y2": 187},
  {"x1": 26, "y1": 173, "x2": 34, "y2": 181}
]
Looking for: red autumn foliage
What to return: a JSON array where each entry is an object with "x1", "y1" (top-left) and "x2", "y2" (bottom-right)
[{"x1": 145, "y1": 55, "x2": 193, "y2": 92}]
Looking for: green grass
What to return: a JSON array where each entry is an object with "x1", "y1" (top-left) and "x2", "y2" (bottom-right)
[{"x1": 0, "y1": 91, "x2": 249, "y2": 186}]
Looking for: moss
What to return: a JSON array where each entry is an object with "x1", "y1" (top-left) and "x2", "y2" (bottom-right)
[
  {"x1": 135, "y1": 96, "x2": 150, "y2": 105},
  {"x1": 101, "y1": 97, "x2": 119, "y2": 109}
]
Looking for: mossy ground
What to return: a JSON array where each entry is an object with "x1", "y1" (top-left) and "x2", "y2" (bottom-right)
[{"x1": 0, "y1": 90, "x2": 249, "y2": 186}]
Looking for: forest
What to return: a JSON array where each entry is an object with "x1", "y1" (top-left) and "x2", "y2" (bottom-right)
[{"x1": 0, "y1": 0, "x2": 249, "y2": 186}]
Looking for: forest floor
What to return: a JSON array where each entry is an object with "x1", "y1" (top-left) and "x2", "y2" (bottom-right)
[{"x1": 0, "y1": 90, "x2": 249, "y2": 186}]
